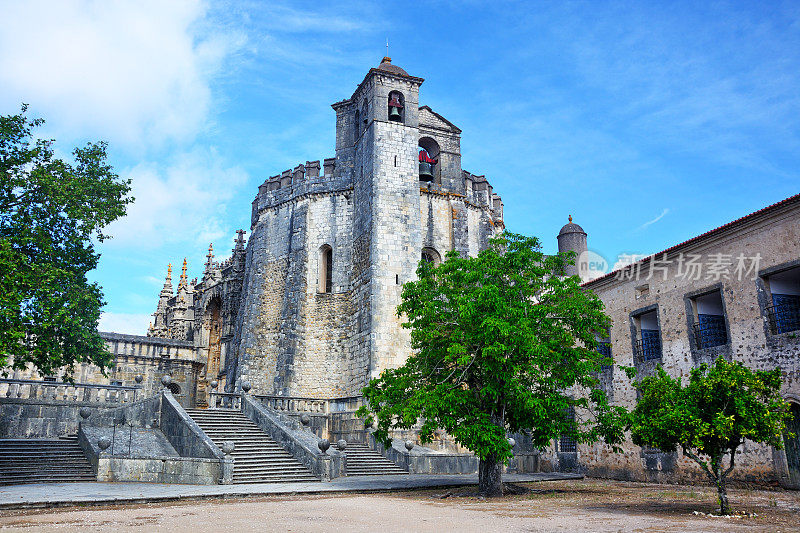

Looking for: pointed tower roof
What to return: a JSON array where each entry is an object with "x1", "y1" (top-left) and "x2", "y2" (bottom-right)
[
  {"x1": 204, "y1": 243, "x2": 214, "y2": 274},
  {"x1": 234, "y1": 229, "x2": 246, "y2": 253},
  {"x1": 159, "y1": 263, "x2": 173, "y2": 297},
  {"x1": 178, "y1": 258, "x2": 188, "y2": 289}
]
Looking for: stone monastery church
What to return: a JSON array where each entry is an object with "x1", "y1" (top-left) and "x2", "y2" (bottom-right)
[
  {"x1": 2, "y1": 58, "x2": 797, "y2": 489},
  {"x1": 148, "y1": 57, "x2": 507, "y2": 401}
]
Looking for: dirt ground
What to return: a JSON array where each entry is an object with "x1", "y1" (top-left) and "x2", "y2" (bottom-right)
[{"x1": 0, "y1": 478, "x2": 798, "y2": 532}]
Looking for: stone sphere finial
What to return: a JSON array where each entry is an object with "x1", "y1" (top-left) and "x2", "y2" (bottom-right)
[
  {"x1": 161, "y1": 374, "x2": 172, "y2": 387},
  {"x1": 404, "y1": 440, "x2": 415, "y2": 451},
  {"x1": 98, "y1": 437, "x2": 111, "y2": 451},
  {"x1": 337, "y1": 439, "x2": 347, "y2": 451},
  {"x1": 210, "y1": 380, "x2": 218, "y2": 390},
  {"x1": 318, "y1": 439, "x2": 330, "y2": 454},
  {"x1": 221, "y1": 441, "x2": 235, "y2": 455},
  {"x1": 300, "y1": 414, "x2": 311, "y2": 426},
  {"x1": 79, "y1": 407, "x2": 92, "y2": 420},
  {"x1": 241, "y1": 381, "x2": 252, "y2": 393},
  {"x1": 508, "y1": 437, "x2": 516, "y2": 448},
  {"x1": 134, "y1": 375, "x2": 143, "y2": 384}
]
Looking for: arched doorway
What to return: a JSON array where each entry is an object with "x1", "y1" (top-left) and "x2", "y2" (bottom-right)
[{"x1": 785, "y1": 401, "x2": 800, "y2": 487}]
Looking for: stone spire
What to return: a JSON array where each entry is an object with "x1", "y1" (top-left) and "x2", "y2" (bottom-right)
[
  {"x1": 205, "y1": 243, "x2": 214, "y2": 271},
  {"x1": 178, "y1": 258, "x2": 188, "y2": 289},
  {"x1": 150, "y1": 263, "x2": 174, "y2": 337},
  {"x1": 160, "y1": 263, "x2": 173, "y2": 297},
  {"x1": 234, "y1": 230, "x2": 246, "y2": 254}
]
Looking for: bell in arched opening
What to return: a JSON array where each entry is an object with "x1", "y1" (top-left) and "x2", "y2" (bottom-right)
[
  {"x1": 418, "y1": 149, "x2": 435, "y2": 182},
  {"x1": 388, "y1": 93, "x2": 403, "y2": 122}
]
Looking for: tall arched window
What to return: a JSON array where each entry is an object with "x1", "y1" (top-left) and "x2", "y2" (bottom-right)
[{"x1": 318, "y1": 245, "x2": 333, "y2": 293}]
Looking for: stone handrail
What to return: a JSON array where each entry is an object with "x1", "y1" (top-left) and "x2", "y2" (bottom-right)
[
  {"x1": 253, "y1": 394, "x2": 331, "y2": 413},
  {"x1": 252, "y1": 394, "x2": 365, "y2": 414},
  {"x1": 242, "y1": 394, "x2": 342, "y2": 481},
  {"x1": 0, "y1": 378, "x2": 141, "y2": 404},
  {"x1": 209, "y1": 392, "x2": 242, "y2": 410}
]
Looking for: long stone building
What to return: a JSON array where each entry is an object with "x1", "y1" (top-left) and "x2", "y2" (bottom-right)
[{"x1": 551, "y1": 194, "x2": 800, "y2": 488}]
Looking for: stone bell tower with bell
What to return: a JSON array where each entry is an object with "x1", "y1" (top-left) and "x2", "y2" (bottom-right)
[{"x1": 332, "y1": 57, "x2": 425, "y2": 379}]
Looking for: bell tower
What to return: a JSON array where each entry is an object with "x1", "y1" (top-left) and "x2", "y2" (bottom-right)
[{"x1": 333, "y1": 58, "x2": 425, "y2": 380}]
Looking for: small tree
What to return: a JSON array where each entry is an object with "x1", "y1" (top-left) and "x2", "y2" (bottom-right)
[
  {"x1": 0, "y1": 106, "x2": 132, "y2": 377},
  {"x1": 358, "y1": 233, "x2": 628, "y2": 496},
  {"x1": 630, "y1": 357, "x2": 791, "y2": 515}
]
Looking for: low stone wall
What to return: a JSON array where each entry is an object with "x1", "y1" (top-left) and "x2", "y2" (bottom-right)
[
  {"x1": 95, "y1": 456, "x2": 220, "y2": 484},
  {"x1": 372, "y1": 436, "x2": 476, "y2": 474},
  {"x1": 0, "y1": 398, "x2": 125, "y2": 438},
  {"x1": 242, "y1": 394, "x2": 340, "y2": 480},
  {"x1": 85, "y1": 395, "x2": 162, "y2": 429},
  {"x1": 79, "y1": 426, "x2": 221, "y2": 484},
  {"x1": 370, "y1": 434, "x2": 540, "y2": 475}
]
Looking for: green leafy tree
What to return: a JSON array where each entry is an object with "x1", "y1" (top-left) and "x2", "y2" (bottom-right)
[
  {"x1": 630, "y1": 357, "x2": 791, "y2": 515},
  {"x1": 0, "y1": 105, "x2": 132, "y2": 377},
  {"x1": 358, "y1": 232, "x2": 628, "y2": 496}
]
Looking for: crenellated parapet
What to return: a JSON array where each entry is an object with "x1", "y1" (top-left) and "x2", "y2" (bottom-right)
[
  {"x1": 461, "y1": 170, "x2": 504, "y2": 226},
  {"x1": 251, "y1": 158, "x2": 352, "y2": 228}
]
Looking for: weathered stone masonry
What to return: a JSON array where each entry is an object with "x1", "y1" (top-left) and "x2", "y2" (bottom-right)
[{"x1": 148, "y1": 58, "x2": 504, "y2": 401}]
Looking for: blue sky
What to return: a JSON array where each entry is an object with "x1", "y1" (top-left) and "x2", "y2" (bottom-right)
[{"x1": 1, "y1": 1, "x2": 798, "y2": 334}]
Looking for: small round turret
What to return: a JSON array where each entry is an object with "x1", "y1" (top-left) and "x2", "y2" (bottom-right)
[{"x1": 557, "y1": 215, "x2": 588, "y2": 279}]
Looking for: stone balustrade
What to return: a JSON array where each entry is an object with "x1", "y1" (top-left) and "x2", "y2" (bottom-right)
[
  {"x1": 209, "y1": 391, "x2": 241, "y2": 410},
  {"x1": 253, "y1": 394, "x2": 365, "y2": 414},
  {"x1": 0, "y1": 378, "x2": 141, "y2": 404}
]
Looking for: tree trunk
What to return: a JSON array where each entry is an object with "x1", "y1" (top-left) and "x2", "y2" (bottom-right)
[
  {"x1": 478, "y1": 455, "x2": 503, "y2": 497},
  {"x1": 716, "y1": 479, "x2": 730, "y2": 515}
]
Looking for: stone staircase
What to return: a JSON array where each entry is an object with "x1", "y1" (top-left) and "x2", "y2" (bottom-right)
[
  {"x1": 0, "y1": 437, "x2": 95, "y2": 485},
  {"x1": 344, "y1": 443, "x2": 408, "y2": 476},
  {"x1": 185, "y1": 408, "x2": 317, "y2": 484}
]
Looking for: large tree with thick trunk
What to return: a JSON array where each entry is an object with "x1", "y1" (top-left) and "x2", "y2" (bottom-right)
[
  {"x1": 630, "y1": 357, "x2": 790, "y2": 515},
  {"x1": 358, "y1": 233, "x2": 627, "y2": 496}
]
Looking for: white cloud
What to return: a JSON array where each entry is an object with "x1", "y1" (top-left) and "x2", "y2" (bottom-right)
[
  {"x1": 638, "y1": 208, "x2": 670, "y2": 231},
  {"x1": 104, "y1": 147, "x2": 248, "y2": 248},
  {"x1": 99, "y1": 312, "x2": 152, "y2": 336},
  {"x1": 0, "y1": 0, "x2": 244, "y2": 148}
]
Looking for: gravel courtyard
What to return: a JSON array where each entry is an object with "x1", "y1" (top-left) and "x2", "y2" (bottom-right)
[{"x1": 0, "y1": 479, "x2": 798, "y2": 532}]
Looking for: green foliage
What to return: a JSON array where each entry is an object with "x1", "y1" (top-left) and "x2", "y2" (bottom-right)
[
  {"x1": 358, "y1": 232, "x2": 628, "y2": 468},
  {"x1": 0, "y1": 105, "x2": 132, "y2": 377},
  {"x1": 630, "y1": 357, "x2": 790, "y2": 514}
]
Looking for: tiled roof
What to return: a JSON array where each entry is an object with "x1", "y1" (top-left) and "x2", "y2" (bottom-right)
[{"x1": 583, "y1": 193, "x2": 800, "y2": 287}]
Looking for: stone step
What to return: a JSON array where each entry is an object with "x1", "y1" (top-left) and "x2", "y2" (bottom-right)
[
  {"x1": 0, "y1": 438, "x2": 95, "y2": 485},
  {"x1": 340, "y1": 444, "x2": 408, "y2": 476},
  {"x1": 187, "y1": 411, "x2": 317, "y2": 484}
]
